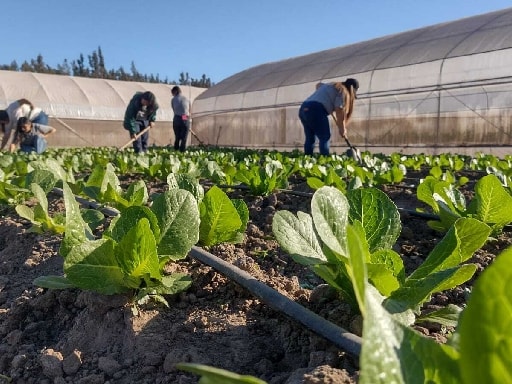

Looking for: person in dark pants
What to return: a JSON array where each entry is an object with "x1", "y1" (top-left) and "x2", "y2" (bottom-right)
[
  {"x1": 298, "y1": 78, "x2": 359, "y2": 155},
  {"x1": 123, "y1": 91, "x2": 159, "y2": 153},
  {"x1": 171, "y1": 86, "x2": 191, "y2": 152}
]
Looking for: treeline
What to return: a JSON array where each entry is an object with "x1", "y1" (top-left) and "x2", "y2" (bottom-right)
[{"x1": 0, "y1": 46, "x2": 213, "y2": 88}]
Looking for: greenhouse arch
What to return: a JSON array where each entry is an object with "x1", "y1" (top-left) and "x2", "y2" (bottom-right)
[
  {"x1": 0, "y1": 70, "x2": 206, "y2": 148},
  {"x1": 192, "y1": 7, "x2": 512, "y2": 155}
]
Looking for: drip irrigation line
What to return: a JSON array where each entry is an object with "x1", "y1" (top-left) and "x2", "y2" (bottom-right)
[
  {"x1": 49, "y1": 187, "x2": 363, "y2": 357},
  {"x1": 397, "y1": 208, "x2": 438, "y2": 220},
  {"x1": 385, "y1": 184, "x2": 417, "y2": 190},
  {"x1": 189, "y1": 246, "x2": 362, "y2": 356}
]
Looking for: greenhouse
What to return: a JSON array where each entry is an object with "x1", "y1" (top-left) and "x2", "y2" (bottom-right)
[
  {"x1": 0, "y1": 70, "x2": 206, "y2": 148},
  {"x1": 193, "y1": 7, "x2": 512, "y2": 155}
]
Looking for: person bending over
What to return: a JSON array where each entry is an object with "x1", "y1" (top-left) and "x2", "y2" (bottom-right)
[
  {"x1": 298, "y1": 78, "x2": 359, "y2": 155},
  {"x1": 10, "y1": 116, "x2": 56, "y2": 154},
  {"x1": 123, "y1": 91, "x2": 159, "y2": 153}
]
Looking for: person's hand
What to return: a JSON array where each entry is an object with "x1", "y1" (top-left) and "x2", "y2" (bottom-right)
[
  {"x1": 339, "y1": 126, "x2": 347, "y2": 138},
  {"x1": 130, "y1": 133, "x2": 137, "y2": 139}
]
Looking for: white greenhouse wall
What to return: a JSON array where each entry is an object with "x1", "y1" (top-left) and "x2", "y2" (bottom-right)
[
  {"x1": 0, "y1": 71, "x2": 206, "y2": 148},
  {"x1": 192, "y1": 7, "x2": 512, "y2": 156}
]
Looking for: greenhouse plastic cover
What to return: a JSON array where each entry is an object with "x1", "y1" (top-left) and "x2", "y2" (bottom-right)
[
  {"x1": 194, "y1": 7, "x2": 512, "y2": 117},
  {"x1": 0, "y1": 70, "x2": 206, "y2": 121}
]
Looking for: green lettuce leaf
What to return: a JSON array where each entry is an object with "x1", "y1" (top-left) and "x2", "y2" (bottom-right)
[{"x1": 458, "y1": 246, "x2": 512, "y2": 384}]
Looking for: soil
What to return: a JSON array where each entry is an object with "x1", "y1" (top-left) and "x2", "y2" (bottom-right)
[{"x1": 0, "y1": 172, "x2": 510, "y2": 383}]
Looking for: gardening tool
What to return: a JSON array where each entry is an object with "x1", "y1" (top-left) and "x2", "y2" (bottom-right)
[
  {"x1": 190, "y1": 128, "x2": 206, "y2": 146},
  {"x1": 344, "y1": 136, "x2": 362, "y2": 164},
  {"x1": 119, "y1": 125, "x2": 152, "y2": 150},
  {"x1": 53, "y1": 116, "x2": 95, "y2": 146},
  {"x1": 330, "y1": 113, "x2": 362, "y2": 163}
]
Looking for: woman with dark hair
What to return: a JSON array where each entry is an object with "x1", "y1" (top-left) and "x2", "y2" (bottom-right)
[
  {"x1": 0, "y1": 98, "x2": 49, "y2": 150},
  {"x1": 123, "y1": 91, "x2": 159, "y2": 153},
  {"x1": 171, "y1": 86, "x2": 191, "y2": 152},
  {"x1": 298, "y1": 78, "x2": 359, "y2": 155},
  {"x1": 10, "y1": 116, "x2": 56, "y2": 153}
]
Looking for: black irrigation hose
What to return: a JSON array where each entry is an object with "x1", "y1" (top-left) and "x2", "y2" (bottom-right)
[
  {"x1": 189, "y1": 246, "x2": 362, "y2": 356},
  {"x1": 51, "y1": 187, "x2": 363, "y2": 357},
  {"x1": 398, "y1": 208, "x2": 438, "y2": 220}
]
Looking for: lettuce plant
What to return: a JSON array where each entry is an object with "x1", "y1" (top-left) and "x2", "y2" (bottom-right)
[
  {"x1": 273, "y1": 186, "x2": 402, "y2": 310},
  {"x1": 81, "y1": 163, "x2": 148, "y2": 210},
  {"x1": 306, "y1": 166, "x2": 347, "y2": 192},
  {"x1": 417, "y1": 174, "x2": 512, "y2": 234},
  {"x1": 359, "y1": 244, "x2": 512, "y2": 384},
  {"x1": 16, "y1": 183, "x2": 65, "y2": 234},
  {"x1": 167, "y1": 172, "x2": 204, "y2": 204},
  {"x1": 166, "y1": 173, "x2": 248, "y2": 246},
  {"x1": 235, "y1": 159, "x2": 289, "y2": 196},
  {"x1": 272, "y1": 186, "x2": 489, "y2": 325},
  {"x1": 198, "y1": 185, "x2": 249, "y2": 246},
  {"x1": 34, "y1": 181, "x2": 199, "y2": 307}
]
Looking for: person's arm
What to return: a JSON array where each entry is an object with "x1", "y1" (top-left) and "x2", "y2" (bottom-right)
[
  {"x1": 7, "y1": 130, "x2": 19, "y2": 152},
  {"x1": 36, "y1": 124, "x2": 56, "y2": 138},
  {"x1": 334, "y1": 107, "x2": 348, "y2": 138},
  {"x1": 42, "y1": 126, "x2": 56, "y2": 138},
  {"x1": 123, "y1": 102, "x2": 138, "y2": 137},
  {"x1": 148, "y1": 104, "x2": 159, "y2": 128}
]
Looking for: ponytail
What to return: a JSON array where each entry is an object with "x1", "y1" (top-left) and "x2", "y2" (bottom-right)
[
  {"x1": 333, "y1": 82, "x2": 356, "y2": 122},
  {"x1": 17, "y1": 99, "x2": 34, "y2": 109}
]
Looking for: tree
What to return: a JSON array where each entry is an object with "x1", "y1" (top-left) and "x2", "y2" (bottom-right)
[
  {"x1": 30, "y1": 54, "x2": 49, "y2": 73},
  {"x1": 56, "y1": 59, "x2": 71, "y2": 75},
  {"x1": 88, "y1": 46, "x2": 107, "y2": 78},
  {"x1": 20, "y1": 61, "x2": 32, "y2": 72},
  {"x1": 179, "y1": 72, "x2": 191, "y2": 85},
  {"x1": 0, "y1": 48, "x2": 213, "y2": 87},
  {"x1": 98, "y1": 46, "x2": 107, "y2": 78},
  {"x1": 72, "y1": 54, "x2": 89, "y2": 77},
  {"x1": 0, "y1": 60, "x2": 19, "y2": 71}
]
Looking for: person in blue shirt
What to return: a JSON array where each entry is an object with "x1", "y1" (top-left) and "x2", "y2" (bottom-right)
[{"x1": 299, "y1": 78, "x2": 359, "y2": 155}]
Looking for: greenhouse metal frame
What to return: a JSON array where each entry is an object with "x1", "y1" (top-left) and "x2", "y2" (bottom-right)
[{"x1": 192, "y1": 7, "x2": 512, "y2": 155}]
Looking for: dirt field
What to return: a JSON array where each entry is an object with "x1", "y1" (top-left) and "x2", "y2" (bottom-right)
[{"x1": 0, "y1": 174, "x2": 509, "y2": 383}]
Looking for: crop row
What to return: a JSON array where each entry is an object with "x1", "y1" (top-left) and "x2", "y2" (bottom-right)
[{"x1": 0, "y1": 147, "x2": 511, "y2": 383}]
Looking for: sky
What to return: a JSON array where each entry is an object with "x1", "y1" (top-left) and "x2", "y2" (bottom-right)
[{"x1": 2, "y1": 1, "x2": 511, "y2": 84}]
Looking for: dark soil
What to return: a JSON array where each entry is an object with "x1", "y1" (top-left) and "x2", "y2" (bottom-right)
[{"x1": 0, "y1": 174, "x2": 510, "y2": 383}]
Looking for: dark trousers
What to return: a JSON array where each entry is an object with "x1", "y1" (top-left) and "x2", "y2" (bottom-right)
[
  {"x1": 298, "y1": 101, "x2": 330, "y2": 155},
  {"x1": 133, "y1": 123, "x2": 149, "y2": 153},
  {"x1": 173, "y1": 116, "x2": 190, "y2": 152}
]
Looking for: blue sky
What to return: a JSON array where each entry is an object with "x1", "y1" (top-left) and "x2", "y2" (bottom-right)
[{"x1": 1, "y1": 1, "x2": 511, "y2": 83}]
